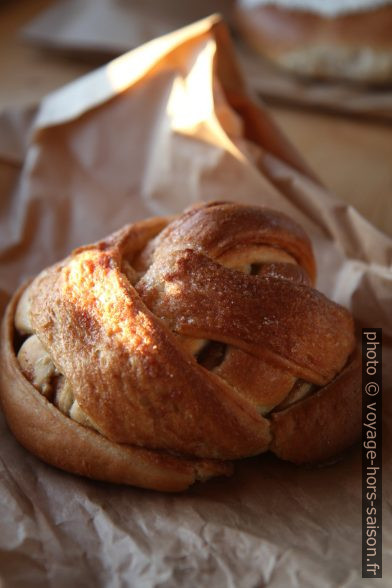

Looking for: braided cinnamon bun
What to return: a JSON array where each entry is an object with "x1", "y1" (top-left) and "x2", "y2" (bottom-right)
[{"x1": 0, "y1": 202, "x2": 361, "y2": 491}]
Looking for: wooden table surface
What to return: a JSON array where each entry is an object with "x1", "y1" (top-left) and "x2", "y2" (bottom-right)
[{"x1": 1, "y1": 0, "x2": 391, "y2": 237}]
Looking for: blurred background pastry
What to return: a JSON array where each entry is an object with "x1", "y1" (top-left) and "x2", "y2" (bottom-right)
[{"x1": 234, "y1": 0, "x2": 392, "y2": 84}]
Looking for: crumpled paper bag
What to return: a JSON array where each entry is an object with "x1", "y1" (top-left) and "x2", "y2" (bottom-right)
[{"x1": 1, "y1": 14, "x2": 391, "y2": 588}]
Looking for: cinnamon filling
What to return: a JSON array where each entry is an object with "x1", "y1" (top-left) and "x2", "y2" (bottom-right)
[{"x1": 196, "y1": 341, "x2": 227, "y2": 370}]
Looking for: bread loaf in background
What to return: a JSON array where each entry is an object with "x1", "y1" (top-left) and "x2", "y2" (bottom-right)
[{"x1": 234, "y1": 0, "x2": 392, "y2": 84}]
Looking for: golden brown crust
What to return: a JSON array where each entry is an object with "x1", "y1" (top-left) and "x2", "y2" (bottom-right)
[
  {"x1": 235, "y1": 4, "x2": 392, "y2": 83},
  {"x1": 0, "y1": 202, "x2": 361, "y2": 490},
  {"x1": 28, "y1": 255, "x2": 272, "y2": 459},
  {"x1": 215, "y1": 347, "x2": 296, "y2": 414},
  {"x1": 137, "y1": 249, "x2": 353, "y2": 385},
  {"x1": 148, "y1": 202, "x2": 317, "y2": 281},
  {"x1": 0, "y1": 286, "x2": 232, "y2": 492},
  {"x1": 270, "y1": 350, "x2": 362, "y2": 463}
]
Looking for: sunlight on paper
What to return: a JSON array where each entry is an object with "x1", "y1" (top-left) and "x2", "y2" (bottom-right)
[
  {"x1": 106, "y1": 43, "x2": 163, "y2": 93},
  {"x1": 165, "y1": 38, "x2": 251, "y2": 167},
  {"x1": 166, "y1": 39, "x2": 216, "y2": 132},
  {"x1": 105, "y1": 23, "x2": 256, "y2": 172}
]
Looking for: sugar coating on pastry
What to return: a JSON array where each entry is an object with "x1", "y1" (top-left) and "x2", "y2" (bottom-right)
[{"x1": 0, "y1": 202, "x2": 361, "y2": 491}]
